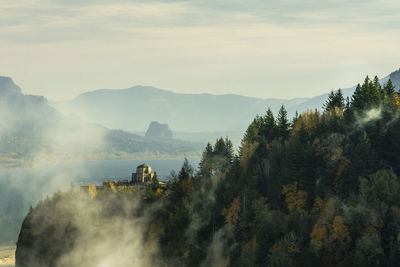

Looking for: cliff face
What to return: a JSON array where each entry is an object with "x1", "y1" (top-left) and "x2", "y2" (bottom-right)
[
  {"x1": 0, "y1": 76, "x2": 60, "y2": 165},
  {"x1": 0, "y1": 76, "x2": 22, "y2": 95},
  {"x1": 145, "y1": 121, "x2": 173, "y2": 139}
]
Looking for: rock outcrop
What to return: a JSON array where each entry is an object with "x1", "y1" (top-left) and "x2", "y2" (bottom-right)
[{"x1": 145, "y1": 121, "x2": 173, "y2": 139}]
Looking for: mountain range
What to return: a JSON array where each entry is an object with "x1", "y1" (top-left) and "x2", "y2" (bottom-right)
[
  {"x1": 51, "y1": 69, "x2": 400, "y2": 143},
  {"x1": 1, "y1": 68, "x2": 399, "y2": 167},
  {"x1": 0, "y1": 78, "x2": 202, "y2": 167}
]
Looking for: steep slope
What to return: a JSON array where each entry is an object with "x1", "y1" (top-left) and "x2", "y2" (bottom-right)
[{"x1": 0, "y1": 77, "x2": 60, "y2": 164}]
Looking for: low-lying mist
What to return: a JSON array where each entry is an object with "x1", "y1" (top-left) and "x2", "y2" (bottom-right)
[
  {"x1": 0, "y1": 76, "x2": 201, "y2": 246},
  {"x1": 15, "y1": 158, "x2": 232, "y2": 267}
]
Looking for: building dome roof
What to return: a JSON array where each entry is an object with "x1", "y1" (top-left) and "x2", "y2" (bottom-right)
[{"x1": 137, "y1": 164, "x2": 151, "y2": 168}]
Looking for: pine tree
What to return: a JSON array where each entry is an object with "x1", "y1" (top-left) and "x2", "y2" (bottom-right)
[
  {"x1": 213, "y1": 137, "x2": 226, "y2": 155},
  {"x1": 264, "y1": 108, "x2": 276, "y2": 141},
  {"x1": 370, "y1": 76, "x2": 382, "y2": 105},
  {"x1": 178, "y1": 158, "x2": 193, "y2": 181},
  {"x1": 351, "y1": 83, "x2": 363, "y2": 110},
  {"x1": 243, "y1": 117, "x2": 261, "y2": 143},
  {"x1": 199, "y1": 143, "x2": 213, "y2": 177},
  {"x1": 340, "y1": 131, "x2": 379, "y2": 196},
  {"x1": 324, "y1": 89, "x2": 345, "y2": 112},
  {"x1": 292, "y1": 111, "x2": 300, "y2": 127},
  {"x1": 351, "y1": 76, "x2": 382, "y2": 111},
  {"x1": 277, "y1": 105, "x2": 290, "y2": 139},
  {"x1": 223, "y1": 137, "x2": 234, "y2": 164},
  {"x1": 384, "y1": 79, "x2": 395, "y2": 97}
]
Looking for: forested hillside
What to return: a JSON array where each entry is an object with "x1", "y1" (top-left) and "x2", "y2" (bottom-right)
[{"x1": 16, "y1": 75, "x2": 400, "y2": 266}]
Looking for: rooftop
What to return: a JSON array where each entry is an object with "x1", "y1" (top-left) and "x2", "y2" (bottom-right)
[{"x1": 137, "y1": 164, "x2": 150, "y2": 168}]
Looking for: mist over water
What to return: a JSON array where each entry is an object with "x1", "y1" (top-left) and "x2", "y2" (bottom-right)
[{"x1": 0, "y1": 158, "x2": 199, "y2": 246}]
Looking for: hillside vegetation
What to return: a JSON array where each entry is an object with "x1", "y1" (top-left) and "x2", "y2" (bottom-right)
[{"x1": 16, "y1": 75, "x2": 400, "y2": 266}]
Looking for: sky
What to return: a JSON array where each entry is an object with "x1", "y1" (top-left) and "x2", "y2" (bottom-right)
[{"x1": 0, "y1": 0, "x2": 400, "y2": 101}]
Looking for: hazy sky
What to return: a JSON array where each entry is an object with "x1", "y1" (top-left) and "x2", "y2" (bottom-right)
[{"x1": 1, "y1": 0, "x2": 400, "y2": 101}]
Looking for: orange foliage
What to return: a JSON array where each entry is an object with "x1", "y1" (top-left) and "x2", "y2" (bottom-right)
[
  {"x1": 291, "y1": 110, "x2": 321, "y2": 135},
  {"x1": 222, "y1": 197, "x2": 241, "y2": 233},
  {"x1": 393, "y1": 94, "x2": 400, "y2": 109},
  {"x1": 155, "y1": 188, "x2": 163, "y2": 196},
  {"x1": 282, "y1": 182, "x2": 308, "y2": 213},
  {"x1": 331, "y1": 216, "x2": 351, "y2": 243},
  {"x1": 310, "y1": 219, "x2": 328, "y2": 249}
]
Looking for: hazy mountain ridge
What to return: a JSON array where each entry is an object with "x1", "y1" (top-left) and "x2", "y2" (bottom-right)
[
  {"x1": 0, "y1": 77, "x2": 202, "y2": 167},
  {"x1": 51, "y1": 86, "x2": 309, "y2": 134},
  {"x1": 51, "y1": 69, "x2": 400, "y2": 139}
]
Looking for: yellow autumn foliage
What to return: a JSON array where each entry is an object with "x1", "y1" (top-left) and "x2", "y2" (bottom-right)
[
  {"x1": 240, "y1": 141, "x2": 258, "y2": 169},
  {"x1": 88, "y1": 184, "x2": 97, "y2": 200},
  {"x1": 393, "y1": 94, "x2": 400, "y2": 109},
  {"x1": 331, "y1": 216, "x2": 351, "y2": 243},
  {"x1": 282, "y1": 182, "x2": 307, "y2": 213},
  {"x1": 222, "y1": 197, "x2": 241, "y2": 233},
  {"x1": 310, "y1": 219, "x2": 328, "y2": 249},
  {"x1": 108, "y1": 181, "x2": 117, "y2": 192},
  {"x1": 291, "y1": 110, "x2": 320, "y2": 135},
  {"x1": 155, "y1": 188, "x2": 163, "y2": 196}
]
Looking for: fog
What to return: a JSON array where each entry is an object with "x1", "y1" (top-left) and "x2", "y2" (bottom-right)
[
  {"x1": 0, "y1": 85, "x2": 199, "y2": 248},
  {"x1": 14, "y1": 160, "x2": 233, "y2": 267}
]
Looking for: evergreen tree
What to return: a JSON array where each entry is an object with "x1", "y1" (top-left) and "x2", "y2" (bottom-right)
[
  {"x1": 277, "y1": 105, "x2": 290, "y2": 139},
  {"x1": 199, "y1": 142, "x2": 213, "y2": 177},
  {"x1": 292, "y1": 111, "x2": 300, "y2": 127},
  {"x1": 213, "y1": 138, "x2": 226, "y2": 155},
  {"x1": 351, "y1": 83, "x2": 363, "y2": 110},
  {"x1": 178, "y1": 158, "x2": 194, "y2": 181},
  {"x1": 243, "y1": 117, "x2": 262, "y2": 143},
  {"x1": 370, "y1": 75, "x2": 383, "y2": 105},
  {"x1": 263, "y1": 108, "x2": 276, "y2": 141},
  {"x1": 16, "y1": 73, "x2": 400, "y2": 267},
  {"x1": 384, "y1": 79, "x2": 395, "y2": 97},
  {"x1": 223, "y1": 137, "x2": 234, "y2": 164},
  {"x1": 324, "y1": 89, "x2": 345, "y2": 112},
  {"x1": 340, "y1": 131, "x2": 379, "y2": 196},
  {"x1": 351, "y1": 76, "x2": 382, "y2": 111}
]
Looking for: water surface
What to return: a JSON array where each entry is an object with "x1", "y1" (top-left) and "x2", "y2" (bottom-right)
[{"x1": 0, "y1": 158, "x2": 200, "y2": 246}]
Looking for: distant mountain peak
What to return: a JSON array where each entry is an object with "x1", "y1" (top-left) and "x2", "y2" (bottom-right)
[
  {"x1": 0, "y1": 76, "x2": 22, "y2": 95},
  {"x1": 145, "y1": 121, "x2": 173, "y2": 139},
  {"x1": 76, "y1": 85, "x2": 173, "y2": 100},
  {"x1": 389, "y1": 68, "x2": 400, "y2": 89},
  {"x1": 390, "y1": 68, "x2": 400, "y2": 80}
]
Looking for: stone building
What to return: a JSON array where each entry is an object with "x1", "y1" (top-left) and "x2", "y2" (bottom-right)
[{"x1": 132, "y1": 164, "x2": 155, "y2": 184}]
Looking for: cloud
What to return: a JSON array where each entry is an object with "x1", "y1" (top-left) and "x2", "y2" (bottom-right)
[{"x1": 1, "y1": 0, "x2": 400, "y2": 100}]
